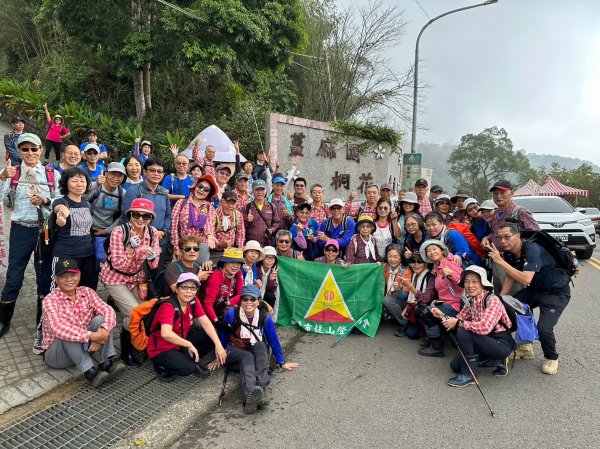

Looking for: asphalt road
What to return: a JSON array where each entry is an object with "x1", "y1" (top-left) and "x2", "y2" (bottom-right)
[{"x1": 175, "y1": 250, "x2": 600, "y2": 449}]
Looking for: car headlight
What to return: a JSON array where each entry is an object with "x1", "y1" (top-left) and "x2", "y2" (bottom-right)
[{"x1": 578, "y1": 218, "x2": 592, "y2": 226}]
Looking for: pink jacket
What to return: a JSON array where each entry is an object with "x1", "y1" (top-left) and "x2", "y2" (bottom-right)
[{"x1": 431, "y1": 255, "x2": 463, "y2": 311}]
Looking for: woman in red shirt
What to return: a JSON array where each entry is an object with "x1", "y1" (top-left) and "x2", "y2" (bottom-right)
[
  {"x1": 147, "y1": 273, "x2": 227, "y2": 381},
  {"x1": 43, "y1": 103, "x2": 71, "y2": 162},
  {"x1": 202, "y1": 247, "x2": 244, "y2": 324}
]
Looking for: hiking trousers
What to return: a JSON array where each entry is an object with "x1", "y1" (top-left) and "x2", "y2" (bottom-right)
[
  {"x1": 450, "y1": 328, "x2": 515, "y2": 373},
  {"x1": 226, "y1": 341, "x2": 270, "y2": 400},
  {"x1": 151, "y1": 326, "x2": 215, "y2": 376}
]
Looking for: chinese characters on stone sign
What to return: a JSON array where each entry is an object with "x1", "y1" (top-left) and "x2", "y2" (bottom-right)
[
  {"x1": 346, "y1": 143, "x2": 360, "y2": 163},
  {"x1": 330, "y1": 171, "x2": 351, "y2": 191},
  {"x1": 316, "y1": 139, "x2": 336, "y2": 159},
  {"x1": 290, "y1": 132, "x2": 306, "y2": 156},
  {"x1": 357, "y1": 172, "x2": 373, "y2": 193}
]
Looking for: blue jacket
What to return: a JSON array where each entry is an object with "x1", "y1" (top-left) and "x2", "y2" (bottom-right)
[
  {"x1": 221, "y1": 308, "x2": 285, "y2": 365},
  {"x1": 318, "y1": 216, "x2": 356, "y2": 251},
  {"x1": 121, "y1": 181, "x2": 171, "y2": 233}
]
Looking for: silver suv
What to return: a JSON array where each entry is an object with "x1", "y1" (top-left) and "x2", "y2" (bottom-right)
[{"x1": 512, "y1": 196, "x2": 596, "y2": 259}]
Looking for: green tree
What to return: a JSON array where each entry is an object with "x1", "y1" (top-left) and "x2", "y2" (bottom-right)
[{"x1": 448, "y1": 127, "x2": 532, "y2": 201}]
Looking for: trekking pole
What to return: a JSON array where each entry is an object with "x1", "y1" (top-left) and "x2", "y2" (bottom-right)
[
  {"x1": 448, "y1": 332, "x2": 496, "y2": 418},
  {"x1": 330, "y1": 322, "x2": 356, "y2": 348},
  {"x1": 218, "y1": 369, "x2": 230, "y2": 406}
]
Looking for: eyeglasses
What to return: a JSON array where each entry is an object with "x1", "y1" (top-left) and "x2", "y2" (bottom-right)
[
  {"x1": 294, "y1": 184, "x2": 305, "y2": 188},
  {"x1": 278, "y1": 239, "x2": 290, "y2": 244},
  {"x1": 324, "y1": 247, "x2": 339, "y2": 253},
  {"x1": 20, "y1": 147, "x2": 40, "y2": 153},
  {"x1": 498, "y1": 234, "x2": 516, "y2": 241},
  {"x1": 131, "y1": 212, "x2": 153, "y2": 220},
  {"x1": 377, "y1": 206, "x2": 390, "y2": 211},
  {"x1": 196, "y1": 186, "x2": 211, "y2": 193},
  {"x1": 178, "y1": 285, "x2": 198, "y2": 291},
  {"x1": 176, "y1": 162, "x2": 188, "y2": 165},
  {"x1": 241, "y1": 297, "x2": 258, "y2": 302},
  {"x1": 183, "y1": 246, "x2": 200, "y2": 252},
  {"x1": 409, "y1": 258, "x2": 426, "y2": 264},
  {"x1": 217, "y1": 170, "x2": 230, "y2": 175},
  {"x1": 146, "y1": 168, "x2": 164, "y2": 174}
]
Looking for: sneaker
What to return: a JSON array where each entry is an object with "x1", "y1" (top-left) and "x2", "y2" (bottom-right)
[
  {"x1": 493, "y1": 356, "x2": 510, "y2": 377},
  {"x1": 447, "y1": 373, "x2": 475, "y2": 387},
  {"x1": 514, "y1": 343, "x2": 534, "y2": 359},
  {"x1": 394, "y1": 328, "x2": 407, "y2": 337},
  {"x1": 244, "y1": 386, "x2": 263, "y2": 414},
  {"x1": 32, "y1": 323, "x2": 44, "y2": 355},
  {"x1": 101, "y1": 359, "x2": 126, "y2": 378},
  {"x1": 542, "y1": 358, "x2": 559, "y2": 375},
  {"x1": 257, "y1": 387, "x2": 269, "y2": 409},
  {"x1": 194, "y1": 364, "x2": 210, "y2": 378}
]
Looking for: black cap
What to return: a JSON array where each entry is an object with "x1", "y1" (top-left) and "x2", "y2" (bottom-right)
[
  {"x1": 54, "y1": 258, "x2": 80, "y2": 276},
  {"x1": 296, "y1": 202, "x2": 312, "y2": 211},
  {"x1": 11, "y1": 116, "x2": 24, "y2": 124},
  {"x1": 489, "y1": 180, "x2": 513, "y2": 192},
  {"x1": 415, "y1": 178, "x2": 428, "y2": 187},
  {"x1": 431, "y1": 185, "x2": 443, "y2": 193},
  {"x1": 222, "y1": 190, "x2": 238, "y2": 202},
  {"x1": 257, "y1": 149, "x2": 266, "y2": 154},
  {"x1": 87, "y1": 128, "x2": 97, "y2": 136},
  {"x1": 235, "y1": 172, "x2": 249, "y2": 181}
]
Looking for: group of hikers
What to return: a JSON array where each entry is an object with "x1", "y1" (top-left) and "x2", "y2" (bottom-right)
[{"x1": 0, "y1": 115, "x2": 572, "y2": 413}]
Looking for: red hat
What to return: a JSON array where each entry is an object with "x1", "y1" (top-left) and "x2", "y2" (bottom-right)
[
  {"x1": 128, "y1": 198, "x2": 155, "y2": 218},
  {"x1": 191, "y1": 175, "x2": 219, "y2": 199}
]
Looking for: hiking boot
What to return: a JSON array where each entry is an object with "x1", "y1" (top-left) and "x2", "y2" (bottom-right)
[
  {"x1": 394, "y1": 327, "x2": 407, "y2": 337},
  {"x1": 244, "y1": 386, "x2": 263, "y2": 414},
  {"x1": 493, "y1": 356, "x2": 510, "y2": 377},
  {"x1": 194, "y1": 364, "x2": 210, "y2": 379},
  {"x1": 83, "y1": 366, "x2": 110, "y2": 388},
  {"x1": 542, "y1": 358, "x2": 559, "y2": 375},
  {"x1": 157, "y1": 372, "x2": 176, "y2": 383},
  {"x1": 101, "y1": 359, "x2": 126, "y2": 378},
  {"x1": 0, "y1": 302, "x2": 16, "y2": 339},
  {"x1": 448, "y1": 373, "x2": 475, "y2": 387},
  {"x1": 448, "y1": 354, "x2": 478, "y2": 387},
  {"x1": 120, "y1": 331, "x2": 142, "y2": 366},
  {"x1": 420, "y1": 338, "x2": 431, "y2": 348},
  {"x1": 514, "y1": 343, "x2": 534, "y2": 359},
  {"x1": 32, "y1": 323, "x2": 44, "y2": 355},
  {"x1": 418, "y1": 338, "x2": 444, "y2": 357},
  {"x1": 257, "y1": 387, "x2": 269, "y2": 409}
]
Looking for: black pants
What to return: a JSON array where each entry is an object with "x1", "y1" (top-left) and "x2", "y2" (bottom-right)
[
  {"x1": 451, "y1": 328, "x2": 515, "y2": 373},
  {"x1": 151, "y1": 326, "x2": 215, "y2": 376},
  {"x1": 226, "y1": 341, "x2": 270, "y2": 400},
  {"x1": 515, "y1": 287, "x2": 570, "y2": 360},
  {"x1": 44, "y1": 139, "x2": 61, "y2": 161}
]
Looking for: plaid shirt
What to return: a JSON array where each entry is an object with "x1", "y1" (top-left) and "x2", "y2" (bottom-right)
[
  {"x1": 41, "y1": 286, "x2": 116, "y2": 350},
  {"x1": 100, "y1": 224, "x2": 160, "y2": 288},
  {"x1": 489, "y1": 201, "x2": 540, "y2": 248},
  {"x1": 344, "y1": 198, "x2": 377, "y2": 219},
  {"x1": 310, "y1": 204, "x2": 330, "y2": 224},
  {"x1": 234, "y1": 189, "x2": 251, "y2": 215},
  {"x1": 418, "y1": 196, "x2": 433, "y2": 216},
  {"x1": 457, "y1": 291, "x2": 512, "y2": 335},
  {"x1": 191, "y1": 144, "x2": 216, "y2": 177},
  {"x1": 244, "y1": 200, "x2": 281, "y2": 246},
  {"x1": 214, "y1": 208, "x2": 245, "y2": 249},
  {"x1": 170, "y1": 198, "x2": 216, "y2": 249}
]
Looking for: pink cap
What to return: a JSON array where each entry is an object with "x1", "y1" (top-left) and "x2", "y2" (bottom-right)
[{"x1": 324, "y1": 239, "x2": 339, "y2": 250}]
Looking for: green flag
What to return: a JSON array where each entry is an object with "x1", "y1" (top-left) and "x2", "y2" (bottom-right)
[{"x1": 277, "y1": 258, "x2": 385, "y2": 337}]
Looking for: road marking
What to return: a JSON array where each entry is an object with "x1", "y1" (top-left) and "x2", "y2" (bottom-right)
[
  {"x1": 591, "y1": 257, "x2": 600, "y2": 265},
  {"x1": 586, "y1": 259, "x2": 600, "y2": 271}
]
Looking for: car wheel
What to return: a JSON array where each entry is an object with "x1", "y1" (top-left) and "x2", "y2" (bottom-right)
[{"x1": 576, "y1": 248, "x2": 594, "y2": 260}]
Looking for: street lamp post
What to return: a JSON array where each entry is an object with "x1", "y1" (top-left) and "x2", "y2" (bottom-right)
[{"x1": 410, "y1": 0, "x2": 498, "y2": 154}]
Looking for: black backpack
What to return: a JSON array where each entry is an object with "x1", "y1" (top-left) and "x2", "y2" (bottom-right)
[
  {"x1": 229, "y1": 306, "x2": 268, "y2": 338},
  {"x1": 163, "y1": 261, "x2": 202, "y2": 296},
  {"x1": 145, "y1": 296, "x2": 197, "y2": 340},
  {"x1": 520, "y1": 229, "x2": 578, "y2": 277},
  {"x1": 104, "y1": 223, "x2": 155, "y2": 276}
]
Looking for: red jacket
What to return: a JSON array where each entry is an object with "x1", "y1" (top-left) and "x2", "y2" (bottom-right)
[{"x1": 201, "y1": 268, "x2": 243, "y2": 321}]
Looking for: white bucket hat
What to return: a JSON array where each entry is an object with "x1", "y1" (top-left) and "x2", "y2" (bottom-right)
[
  {"x1": 242, "y1": 240, "x2": 265, "y2": 261},
  {"x1": 459, "y1": 265, "x2": 493, "y2": 288}
]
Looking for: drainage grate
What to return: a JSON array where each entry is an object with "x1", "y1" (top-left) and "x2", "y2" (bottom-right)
[{"x1": 0, "y1": 364, "x2": 203, "y2": 449}]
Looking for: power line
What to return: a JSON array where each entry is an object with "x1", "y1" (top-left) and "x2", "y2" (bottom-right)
[
  {"x1": 413, "y1": 0, "x2": 431, "y2": 19},
  {"x1": 152, "y1": 0, "x2": 210, "y2": 26}
]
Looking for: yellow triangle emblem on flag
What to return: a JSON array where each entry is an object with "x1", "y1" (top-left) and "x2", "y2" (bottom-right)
[{"x1": 304, "y1": 269, "x2": 354, "y2": 323}]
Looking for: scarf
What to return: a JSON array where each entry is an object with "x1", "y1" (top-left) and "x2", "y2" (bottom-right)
[
  {"x1": 408, "y1": 269, "x2": 430, "y2": 304},
  {"x1": 239, "y1": 307, "x2": 261, "y2": 345},
  {"x1": 386, "y1": 265, "x2": 400, "y2": 294},
  {"x1": 242, "y1": 264, "x2": 255, "y2": 285},
  {"x1": 362, "y1": 236, "x2": 376, "y2": 261},
  {"x1": 220, "y1": 214, "x2": 231, "y2": 232},
  {"x1": 260, "y1": 266, "x2": 280, "y2": 322},
  {"x1": 188, "y1": 201, "x2": 208, "y2": 229}
]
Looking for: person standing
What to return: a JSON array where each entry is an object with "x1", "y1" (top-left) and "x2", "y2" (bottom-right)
[
  {"x1": 268, "y1": 174, "x2": 294, "y2": 228},
  {"x1": 4, "y1": 116, "x2": 25, "y2": 165},
  {"x1": 309, "y1": 184, "x2": 330, "y2": 223},
  {"x1": 0, "y1": 133, "x2": 61, "y2": 339},
  {"x1": 50, "y1": 144, "x2": 82, "y2": 175},
  {"x1": 191, "y1": 140, "x2": 217, "y2": 178},
  {"x1": 316, "y1": 199, "x2": 356, "y2": 256},
  {"x1": 244, "y1": 180, "x2": 281, "y2": 247},
  {"x1": 429, "y1": 185, "x2": 444, "y2": 202},
  {"x1": 344, "y1": 185, "x2": 379, "y2": 219},
  {"x1": 414, "y1": 178, "x2": 433, "y2": 216},
  {"x1": 214, "y1": 190, "x2": 245, "y2": 260},
  {"x1": 43, "y1": 103, "x2": 71, "y2": 162},
  {"x1": 79, "y1": 129, "x2": 108, "y2": 161},
  {"x1": 162, "y1": 153, "x2": 195, "y2": 206},
  {"x1": 79, "y1": 144, "x2": 106, "y2": 183},
  {"x1": 233, "y1": 172, "x2": 251, "y2": 215}
]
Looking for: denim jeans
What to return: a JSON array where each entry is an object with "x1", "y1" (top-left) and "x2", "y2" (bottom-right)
[{"x1": 424, "y1": 303, "x2": 458, "y2": 338}]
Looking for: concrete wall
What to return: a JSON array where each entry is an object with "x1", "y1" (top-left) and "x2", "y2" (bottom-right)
[{"x1": 265, "y1": 113, "x2": 401, "y2": 201}]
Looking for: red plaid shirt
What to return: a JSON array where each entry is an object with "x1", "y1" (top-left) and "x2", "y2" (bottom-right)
[
  {"x1": 170, "y1": 198, "x2": 216, "y2": 249},
  {"x1": 214, "y1": 208, "x2": 245, "y2": 249},
  {"x1": 310, "y1": 203, "x2": 330, "y2": 223},
  {"x1": 234, "y1": 189, "x2": 251, "y2": 216},
  {"x1": 100, "y1": 225, "x2": 160, "y2": 289},
  {"x1": 418, "y1": 196, "x2": 433, "y2": 215},
  {"x1": 191, "y1": 144, "x2": 216, "y2": 177},
  {"x1": 344, "y1": 198, "x2": 377, "y2": 219},
  {"x1": 457, "y1": 292, "x2": 512, "y2": 335},
  {"x1": 41, "y1": 287, "x2": 116, "y2": 350}
]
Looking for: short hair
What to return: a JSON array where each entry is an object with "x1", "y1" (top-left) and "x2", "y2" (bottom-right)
[
  {"x1": 58, "y1": 167, "x2": 91, "y2": 196},
  {"x1": 176, "y1": 153, "x2": 189, "y2": 161},
  {"x1": 143, "y1": 158, "x2": 166, "y2": 171},
  {"x1": 365, "y1": 184, "x2": 379, "y2": 193},
  {"x1": 294, "y1": 177, "x2": 307, "y2": 186},
  {"x1": 424, "y1": 211, "x2": 444, "y2": 225},
  {"x1": 498, "y1": 221, "x2": 520, "y2": 235},
  {"x1": 385, "y1": 244, "x2": 403, "y2": 260},
  {"x1": 62, "y1": 144, "x2": 79, "y2": 154},
  {"x1": 188, "y1": 163, "x2": 204, "y2": 175},
  {"x1": 404, "y1": 213, "x2": 425, "y2": 232},
  {"x1": 205, "y1": 145, "x2": 216, "y2": 152},
  {"x1": 179, "y1": 235, "x2": 201, "y2": 249},
  {"x1": 275, "y1": 229, "x2": 292, "y2": 241},
  {"x1": 123, "y1": 154, "x2": 143, "y2": 171},
  {"x1": 310, "y1": 184, "x2": 323, "y2": 193}
]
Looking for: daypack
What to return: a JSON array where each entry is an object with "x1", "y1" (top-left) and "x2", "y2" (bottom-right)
[
  {"x1": 88, "y1": 186, "x2": 124, "y2": 221},
  {"x1": 520, "y1": 229, "x2": 578, "y2": 278},
  {"x1": 8, "y1": 164, "x2": 56, "y2": 209},
  {"x1": 515, "y1": 303, "x2": 538, "y2": 343},
  {"x1": 323, "y1": 216, "x2": 351, "y2": 238},
  {"x1": 104, "y1": 223, "x2": 155, "y2": 276},
  {"x1": 130, "y1": 296, "x2": 197, "y2": 351},
  {"x1": 447, "y1": 222, "x2": 485, "y2": 259},
  {"x1": 483, "y1": 292, "x2": 518, "y2": 333}
]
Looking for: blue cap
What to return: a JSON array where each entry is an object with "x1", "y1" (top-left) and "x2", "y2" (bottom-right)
[
  {"x1": 273, "y1": 176, "x2": 287, "y2": 184},
  {"x1": 241, "y1": 284, "x2": 261, "y2": 299}
]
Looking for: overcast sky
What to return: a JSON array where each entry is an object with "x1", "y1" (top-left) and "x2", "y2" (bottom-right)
[{"x1": 337, "y1": 0, "x2": 600, "y2": 165}]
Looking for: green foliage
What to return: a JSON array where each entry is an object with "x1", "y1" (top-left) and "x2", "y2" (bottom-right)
[
  {"x1": 116, "y1": 122, "x2": 144, "y2": 148},
  {"x1": 448, "y1": 127, "x2": 533, "y2": 201},
  {"x1": 331, "y1": 120, "x2": 402, "y2": 154},
  {"x1": 160, "y1": 130, "x2": 187, "y2": 150}
]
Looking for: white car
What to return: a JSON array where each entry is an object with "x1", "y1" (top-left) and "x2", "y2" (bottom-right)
[{"x1": 512, "y1": 195, "x2": 596, "y2": 259}]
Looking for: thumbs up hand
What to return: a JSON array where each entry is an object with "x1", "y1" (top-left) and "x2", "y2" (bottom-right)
[
  {"x1": 56, "y1": 210, "x2": 67, "y2": 227},
  {"x1": 96, "y1": 170, "x2": 106, "y2": 186},
  {"x1": 247, "y1": 210, "x2": 254, "y2": 222},
  {"x1": 2, "y1": 159, "x2": 16, "y2": 180}
]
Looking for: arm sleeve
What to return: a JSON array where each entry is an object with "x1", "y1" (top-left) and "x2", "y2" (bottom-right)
[
  {"x1": 229, "y1": 273, "x2": 243, "y2": 306},
  {"x1": 121, "y1": 187, "x2": 135, "y2": 223},
  {"x1": 518, "y1": 208, "x2": 540, "y2": 231},
  {"x1": 263, "y1": 316, "x2": 285, "y2": 365},
  {"x1": 147, "y1": 226, "x2": 161, "y2": 270},
  {"x1": 462, "y1": 295, "x2": 503, "y2": 335},
  {"x1": 192, "y1": 144, "x2": 202, "y2": 164},
  {"x1": 337, "y1": 219, "x2": 355, "y2": 250},
  {"x1": 163, "y1": 195, "x2": 172, "y2": 233},
  {"x1": 87, "y1": 288, "x2": 117, "y2": 332},
  {"x1": 170, "y1": 199, "x2": 182, "y2": 248},
  {"x1": 202, "y1": 272, "x2": 221, "y2": 321},
  {"x1": 42, "y1": 297, "x2": 91, "y2": 343},
  {"x1": 344, "y1": 198, "x2": 359, "y2": 217},
  {"x1": 415, "y1": 276, "x2": 436, "y2": 305},
  {"x1": 204, "y1": 204, "x2": 216, "y2": 237},
  {"x1": 345, "y1": 236, "x2": 356, "y2": 264}
]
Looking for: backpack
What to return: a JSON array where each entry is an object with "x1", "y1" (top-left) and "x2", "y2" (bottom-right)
[
  {"x1": 447, "y1": 222, "x2": 485, "y2": 258},
  {"x1": 162, "y1": 260, "x2": 201, "y2": 296},
  {"x1": 483, "y1": 292, "x2": 518, "y2": 333},
  {"x1": 130, "y1": 296, "x2": 197, "y2": 351},
  {"x1": 104, "y1": 223, "x2": 155, "y2": 276},
  {"x1": 38, "y1": 206, "x2": 66, "y2": 258},
  {"x1": 8, "y1": 164, "x2": 56, "y2": 209},
  {"x1": 324, "y1": 215, "x2": 350, "y2": 238},
  {"x1": 88, "y1": 186, "x2": 124, "y2": 221},
  {"x1": 520, "y1": 229, "x2": 578, "y2": 278}
]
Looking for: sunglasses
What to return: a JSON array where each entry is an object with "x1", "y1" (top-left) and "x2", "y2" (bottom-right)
[
  {"x1": 131, "y1": 212, "x2": 153, "y2": 220},
  {"x1": 196, "y1": 186, "x2": 211, "y2": 193},
  {"x1": 183, "y1": 246, "x2": 200, "y2": 253},
  {"x1": 241, "y1": 297, "x2": 259, "y2": 302},
  {"x1": 409, "y1": 258, "x2": 426, "y2": 264},
  {"x1": 330, "y1": 206, "x2": 342, "y2": 211},
  {"x1": 178, "y1": 285, "x2": 198, "y2": 291},
  {"x1": 377, "y1": 206, "x2": 390, "y2": 211},
  {"x1": 278, "y1": 239, "x2": 290, "y2": 244},
  {"x1": 324, "y1": 247, "x2": 339, "y2": 253},
  {"x1": 20, "y1": 147, "x2": 40, "y2": 153}
]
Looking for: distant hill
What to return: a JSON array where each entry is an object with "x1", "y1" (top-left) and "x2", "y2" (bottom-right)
[{"x1": 414, "y1": 142, "x2": 600, "y2": 193}]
